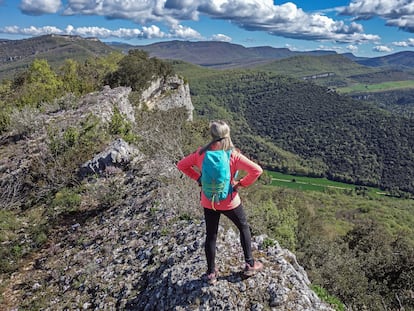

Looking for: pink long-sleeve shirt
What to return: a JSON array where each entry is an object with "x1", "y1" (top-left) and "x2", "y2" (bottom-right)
[{"x1": 177, "y1": 145, "x2": 263, "y2": 211}]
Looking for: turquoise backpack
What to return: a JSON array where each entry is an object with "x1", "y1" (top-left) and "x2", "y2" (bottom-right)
[{"x1": 201, "y1": 149, "x2": 232, "y2": 204}]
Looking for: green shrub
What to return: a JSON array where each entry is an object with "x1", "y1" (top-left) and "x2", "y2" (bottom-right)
[
  {"x1": 8, "y1": 107, "x2": 43, "y2": 137},
  {"x1": 63, "y1": 126, "x2": 80, "y2": 148},
  {"x1": 52, "y1": 187, "x2": 81, "y2": 211},
  {"x1": 16, "y1": 59, "x2": 63, "y2": 107},
  {"x1": 105, "y1": 50, "x2": 174, "y2": 92},
  {"x1": 0, "y1": 210, "x2": 23, "y2": 273},
  {"x1": 311, "y1": 285, "x2": 346, "y2": 311},
  {"x1": 0, "y1": 107, "x2": 10, "y2": 135},
  {"x1": 248, "y1": 197, "x2": 298, "y2": 250},
  {"x1": 262, "y1": 237, "x2": 276, "y2": 248},
  {"x1": 109, "y1": 107, "x2": 137, "y2": 143}
]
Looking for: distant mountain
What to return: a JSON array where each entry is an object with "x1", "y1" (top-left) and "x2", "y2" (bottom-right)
[
  {"x1": 356, "y1": 51, "x2": 414, "y2": 68},
  {"x1": 109, "y1": 40, "x2": 338, "y2": 69},
  {"x1": 341, "y1": 52, "x2": 369, "y2": 62},
  {"x1": 254, "y1": 53, "x2": 374, "y2": 80},
  {"x1": 109, "y1": 40, "x2": 414, "y2": 71},
  {"x1": 0, "y1": 34, "x2": 115, "y2": 80}
]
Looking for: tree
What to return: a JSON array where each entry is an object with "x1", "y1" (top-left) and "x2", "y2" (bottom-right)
[
  {"x1": 59, "y1": 59, "x2": 82, "y2": 96},
  {"x1": 105, "y1": 49, "x2": 173, "y2": 92},
  {"x1": 16, "y1": 59, "x2": 63, "y2": 107}
]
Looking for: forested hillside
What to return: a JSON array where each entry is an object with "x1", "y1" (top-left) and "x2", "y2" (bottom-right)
[
  {"x1": 351, "y1": 88, "x2": 414, "y2": 118},
  {"x1": 120, "y1": 40, "x2": 338, "y2": 69},
  {"x1": 357, "y1": 51, "x2": 414, "y2": 68},
  {"x1": 0, "y1": 34, "x2": 115, "y2": 80},
  {"x1": 174, "y1": 64, "x2": 414, "y2": 196}
]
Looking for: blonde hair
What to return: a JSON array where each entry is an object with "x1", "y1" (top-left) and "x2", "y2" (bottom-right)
[{"x1": 200, "y1": 120, "x2": 234, "y2": 154}]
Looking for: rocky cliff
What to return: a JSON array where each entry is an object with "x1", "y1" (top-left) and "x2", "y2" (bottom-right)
[
  {"x1": 0, "y1": 76, "x2": 334, "y2": 310},
  {"x1": 140, "y1": 75, "x2": 193, "y2": 121}
]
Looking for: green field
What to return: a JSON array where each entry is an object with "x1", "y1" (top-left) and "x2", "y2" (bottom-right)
[
  {"x1": 337, "y1": 80, "x2": 414, "y2": 94},
  {"x1": 267, "y1": 171, "x2": 386, "y2": 196}
]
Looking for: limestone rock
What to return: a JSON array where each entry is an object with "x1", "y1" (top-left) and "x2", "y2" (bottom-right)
[
  {"x1": 140, "y1": 75, "x2": 194, "y2": 121},
  {"x1": 79, "y1": 138, "x2": 143, "y2": 177}
]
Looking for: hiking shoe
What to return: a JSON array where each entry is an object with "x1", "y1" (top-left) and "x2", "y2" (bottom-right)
[
  {"x1": 206, "y1": 269, "x2": 218, "y2": 285},
  {"x1": 243, "y1": 261, "x2": 263, "y2": 277}
]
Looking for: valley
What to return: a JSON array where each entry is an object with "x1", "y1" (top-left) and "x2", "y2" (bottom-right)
[{"x1": 267, "y1": 171, "x2": 386, "y2": 197}]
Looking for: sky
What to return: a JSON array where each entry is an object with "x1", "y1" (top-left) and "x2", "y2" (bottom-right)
[{"x1": 1, "y1": 0, "x2": 414, "y2": 57}]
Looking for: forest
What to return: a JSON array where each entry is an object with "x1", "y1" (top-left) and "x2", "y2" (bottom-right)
[{"x1": 174, "y1": 65, "x2": 414, "y2": 197}]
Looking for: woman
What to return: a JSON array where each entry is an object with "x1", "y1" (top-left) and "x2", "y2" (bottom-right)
[{"x1": 177, "y1": 120, "x2": 263, "y2": 285}]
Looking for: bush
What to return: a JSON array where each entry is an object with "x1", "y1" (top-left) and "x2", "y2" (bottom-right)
[
  {"x1": 0, "y1": 106, "x2": 10, "y2": 135},
  {"x1": 8, "y1": 107, "x2": 44, "y2": 138},
  {"x1": 109, "y1": 107, "x2": 137, "y2": 143},
  {"x1": 105, "y1": 50, "x2": 174, "y2": 92},
  {"x1": 247, "y1": 196, "x2": 298, "y2": 250},
  {"x1": 311, "y1": 285, "x2": 346, "y2": 311},
  {"x1": 52, "y1": 187, "x2": 82, "y2": 211}
]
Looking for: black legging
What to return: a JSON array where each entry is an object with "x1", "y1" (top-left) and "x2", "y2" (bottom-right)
[{"x1": 204, "y1": 204, "x2": 254, "y2": 274}]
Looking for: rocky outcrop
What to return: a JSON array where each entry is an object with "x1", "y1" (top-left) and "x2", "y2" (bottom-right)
[
  {"x1": 1, "y1": 147, "x2": 334, "y2": 310},
  {"x1": 0, "y1": 76, "x2": 333, "y2": 310},
  {"x1": 79, "y1": 138, "x2": 143, "y2": 177},
  {"x1": 140, "y1": 75, "x2": 194, "y2": 121},
  {"x1": 0, "y1": 77, "x2": 193, "y2": 208}
]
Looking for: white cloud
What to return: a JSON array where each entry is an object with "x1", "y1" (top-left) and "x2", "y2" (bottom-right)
[
  {"x1": 392, "y1": 38, "x2": 414, "y2": 46},
  {"x1": 346, "y1": 44, "x2": 359, "y2": 53},
  {"x1": 57, "y1": 0, "x2": 380, "y2": 43},
  {"x1": 393, "y1": 41, "x2": 409, "y2": 47},
  {"x1": 20, "y1": 0, "x2": 61, "y2": 15},
  {"x1": 341, "y1": 0, "x2": 401, "y2": 16},
  {"x1": 211, "y1": 34, "x2": 232, "y2": 42},
  {"x1": 198, "y1": 1, "x2": 379, "y2": 43},
  {"x1": 0, "y1": 24, "x2": 203, "y2": 40},
  {"x1": 285, "y1": 43, "x2": 297, "y2": 51},
  {"x1": 1, "y1": 25, "x2": 62, "y2": 35},
  {"x1": 63, "y1": 0, "x2": 169, "y2": 25},
  {"x1": 341, "y1": 0, "x2": 414, "y2": 32},
  {"x1": 373, "y1": 45, "x2": 393, "y2": 52},
  {"x1": 168, "y1": 24, "x2": 202, "y2": 39},
  {"x1": 141, "y1": 25, "x2": 166, "y2": 39}
]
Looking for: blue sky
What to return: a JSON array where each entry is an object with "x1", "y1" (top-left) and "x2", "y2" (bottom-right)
[{"x1": 1, "y1": 0, "x2": 414, "y2": 57}]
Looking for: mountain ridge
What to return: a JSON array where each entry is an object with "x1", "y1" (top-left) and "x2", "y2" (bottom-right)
[
  {"x1": 0, "y1": 34, "x2": 115, "y2": 79},
  {"x1": 109, "y1": 39, "x2": 414, "y2": 69},
  {"x1": 112, "y1": 39, "x2": 339, "y2": 69},
  {"x1": 1, "y1": 35, "x2": 414, "y2": 78}
]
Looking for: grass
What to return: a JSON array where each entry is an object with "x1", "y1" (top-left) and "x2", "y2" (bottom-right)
[
  {"x1": 267, "y1": 171, "x2": 386, "y2": 197},
  {"x1": 337, "y1": 80, "x2": 414, "y2": 94}
]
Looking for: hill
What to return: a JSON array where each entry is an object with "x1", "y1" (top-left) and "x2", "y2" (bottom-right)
[
  {"x1": 174, "y1": 65, "x2": 414, "y2": 195},
  {"x1": 120, "y1": 40, "x2": 414, "y2": 100},
  {"x1": 254, "y1": 53, "x2": 376, "y2": 86},
  {"x1": 0, "y1": 34, "x2": 115, "y2": 80},
  {"x1": 356, "y1": 51, "x2": 414, "y2": 68},
  {"x1": 0, "y1": 73, "x2": 334, "y2": 310},
  {"x1": 111, "y1": 40, "x2": 338, "y2": 69}
]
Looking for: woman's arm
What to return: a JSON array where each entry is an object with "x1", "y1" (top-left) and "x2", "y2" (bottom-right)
[
  {"x1": 177, "y1": 151, "x2": 201, "y2": 181},
  {"x1": 233, "y1": 153, "x2": 263, "y2": 189}
]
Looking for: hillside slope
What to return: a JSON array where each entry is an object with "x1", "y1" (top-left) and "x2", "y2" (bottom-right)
[
  {"x1": 357, "y1": 51, "x2": 414, "y2": 68},
  {"x1": 179, "y1": 68, "x2": 414, "y2": 195},
  {"x1": 120, "y1": 40, "x2": 337, "y2": 69},
  {"x1": 0, "y1": 81, "x2": 334, "y2": 310},
  {"x1": 0, "y1": 34, "x2": 115, "y2": 79}
]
